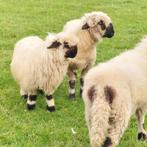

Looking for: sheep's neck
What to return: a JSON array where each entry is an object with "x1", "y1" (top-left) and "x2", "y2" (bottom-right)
[{"x1": 78, "y1": 30, "x2": 97, "y2": 51}]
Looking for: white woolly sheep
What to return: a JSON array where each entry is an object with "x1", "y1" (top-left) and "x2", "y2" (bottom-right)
[
  {"x1": 63, "y1": 11, "x2": 114, "y2": 99},
  {"x1": 11, "y1": 33, "x2": 78, "y2": 112},
  {"x1": 82, "y1": 36, "x2": 147, "y2": 147}
]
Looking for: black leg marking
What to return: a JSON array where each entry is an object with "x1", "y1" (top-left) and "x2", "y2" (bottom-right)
[
  {"x1": 46, "y1": 95, "x2": 55, "y2": 112},
  {"x1": 47, "y1": 105, "x2": 56, "y2": 112},
  {"x1": 37, "y1": 89, "x2": 44, "y2": 95},
  {"x1": 22, "y1": 95, "x2": 28, "y2": 99},
  {"x1": 102, "y1": 137, "x2": 112, "y2": 147},
  {"x1": 27, "y1": 95, "x2": 37, "y2": 110},
  {"x1": 138, "y1": 132, "x2": 147, "y2": 141},
  {"x1": 29, "y1": 95, "x2": 37, "y2": 101},
  {"x1": 80, "y1": 78, "x2": 84, "y2": 97},
  {"x1": 69, "y1": 93, "x2": 75, "y2": 99},
  {"x1": 73, "y1": 71, "x2": 77, "y2": 77},
  {"x1": 46, "y1": 95, "x2": 53, "y2": 100},
  {"x1": 69, "y1": 80, "x2": 76, "y2": 99},
  {"x1": 69, "y1": 80, "x2": 75, "y2": 89},
  {"x1": 80, "y1": 78, "x2": 84, "y2": 86}
]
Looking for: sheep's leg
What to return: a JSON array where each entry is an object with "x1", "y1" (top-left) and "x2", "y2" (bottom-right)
[
  {"x1": 136, "y1": 109, "x2": 147, "y2": 141},
  {"x1": 80, "y1": 64, "x2": 92, "y2": 97},
  {"x1": 46, "y1": 95, "x2": 55, "y2": 112},
  {"x1": 20, "y1": 88, "x2": 28, "y2": 99},
  {"x1": 27, "y1": 92, "x2": 37, "y2": 110},
  {"x1": 67, "y1": 70, "x2": 77, "y2": 99},
  {"x1": 102, "y1": 107, "x2": 130, "y2": 147}
]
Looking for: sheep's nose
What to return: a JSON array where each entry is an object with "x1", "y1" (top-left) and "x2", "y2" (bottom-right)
[
  {"x1": 103, "y1": 23, "x2": 114, "y2": 38},
  {"x1": 65, "y1": 45, "x2": 77, "y2": 58}
]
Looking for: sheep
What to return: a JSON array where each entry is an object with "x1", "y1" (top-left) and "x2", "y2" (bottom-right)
[
  {"x1": 82, "y1": 36, "x2": 147, "y2": 147},
  {"x1": 11, "y1": 32, "x2": 78, "y2": 112},
  {"x1": 63, "y1": 11, "x2": 115, "y2": 99}
]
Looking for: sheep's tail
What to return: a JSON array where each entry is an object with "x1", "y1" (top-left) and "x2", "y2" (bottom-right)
[{"x1": 88, "y1": 85, "x2": 115, "y2": 147}]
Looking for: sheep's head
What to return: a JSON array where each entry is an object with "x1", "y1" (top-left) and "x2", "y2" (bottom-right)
[
  {"x1": 47, "y1": 34, "x2": 78, "y2": 59},
  {"x1": 81, "y1": 11, "x2": 114, "y2": 41}
]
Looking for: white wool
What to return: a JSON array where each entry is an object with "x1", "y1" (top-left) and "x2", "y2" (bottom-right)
[
  {"x1": 62, "y1": 12, "x2": 113, "y2": 92},
  {"x1": 83, "y1": 36, "x2": 147, "y2": 147},
  {"x1": 11, "y1": 35, "x2": 70, "y2": 95},
  {"x1": 63, "y1": 11, "x2": 114, "y2": 99}
]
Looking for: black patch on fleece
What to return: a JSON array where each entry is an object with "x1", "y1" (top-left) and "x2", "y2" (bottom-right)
[
  {"x1": 87, "y1": 86, "x2": 95, "y2": 102},
  {"x1": 104, "y1": 86, "x2": 115, "y2": 104}
]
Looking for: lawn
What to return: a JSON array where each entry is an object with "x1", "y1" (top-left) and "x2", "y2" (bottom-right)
[{"x1": 0, "y1": 0, "x2": 147, "y2": 147}]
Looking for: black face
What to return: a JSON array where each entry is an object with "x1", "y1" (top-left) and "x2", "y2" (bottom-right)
[
  {"x1": 103, "y1": 23, "x2": 114, "y2": 38},
  {"x1": 64, "y1": 42, "x2": 77, "y2": 58}
]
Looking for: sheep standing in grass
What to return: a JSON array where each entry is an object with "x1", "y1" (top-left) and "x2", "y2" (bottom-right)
[
  {"x1": 63, "y1": 11, "x2": 114, "y2": 99},
  {"x1": 82, "y1": 36, "x2": 147, "y2": 147},
  {"x1": 11, "y1": 33, "x2": 78, "y2": 112}
]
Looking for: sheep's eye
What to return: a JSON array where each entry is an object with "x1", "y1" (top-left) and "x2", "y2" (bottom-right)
[
  {"x1": 98, "y1": 20, "x2": 106, "y2": 30},
  {"x1": 64, "y1": 41, "x2": 70, "y2": 49}
]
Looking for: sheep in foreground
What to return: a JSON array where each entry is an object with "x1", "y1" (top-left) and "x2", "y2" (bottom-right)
[
  {"x1": 11, "y1": 33, "x2": 78, "y2": 112},
  {"x1": 63, "y1": 11, "x2": 114, "y2": 99},
  {"x1": 82, "y1": 36, "x2": 147, "y2": 147}
]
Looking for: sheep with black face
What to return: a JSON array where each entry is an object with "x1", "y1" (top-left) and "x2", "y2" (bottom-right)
[
  {"x1": 63, "y1": 11, "x2": 114, "y2": 99},
  {"x1": 11, "y1": 33, "x2": 78, "y2": 111}
]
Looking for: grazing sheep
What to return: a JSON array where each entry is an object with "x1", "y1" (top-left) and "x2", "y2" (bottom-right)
[
  {"x1": 63, "y1": 11, "x2": 115, "y2": 99},
  {"x1": 82, "y1": 36, "x2": 147, "y2": 147},
  {"x1": 11, "y1": 33, "x2": 78, "y2": 112}
]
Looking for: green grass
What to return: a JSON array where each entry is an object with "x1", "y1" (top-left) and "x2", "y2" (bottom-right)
[{"x1": 0, "y1": 0, "x2": 147, "y2": 146}]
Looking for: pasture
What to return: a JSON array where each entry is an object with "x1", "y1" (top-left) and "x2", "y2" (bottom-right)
[{"x1": 0, "y1": 0, "x2": 147, "y2": 146}]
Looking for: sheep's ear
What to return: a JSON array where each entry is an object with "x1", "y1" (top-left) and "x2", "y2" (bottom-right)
[
  {"x1": 82, "y1": 23, "x2": 90, "y2": 30},
  {"x1": 47, "y1": 41, "x2": 61, "y2": 49}
]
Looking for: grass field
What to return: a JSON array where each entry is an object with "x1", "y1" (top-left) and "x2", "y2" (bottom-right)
[{"x1": 0, "y1": 0, "x2": 147, "y2": 146}]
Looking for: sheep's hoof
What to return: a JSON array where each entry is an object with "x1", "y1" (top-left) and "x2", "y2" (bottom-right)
[
  {"x1": 21, "y1": 95, "x2": 28, "y2": 99},
  {"x1": 27, "y1": 104, "x2": 35, "y2": 110},
  {"x1": 47, "y1": 106, "x2": 56, "y2": 112},
  {"x1": 69, "y1": 93, "x2": 75, "y2": 99},
  {"x1": 138, "y1": 132, "x2": 147, "y2": 141},
  {"x1": 37, "y1": 89, "x2": 44, "y2": 95}
]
